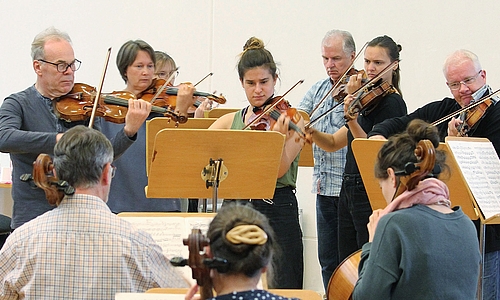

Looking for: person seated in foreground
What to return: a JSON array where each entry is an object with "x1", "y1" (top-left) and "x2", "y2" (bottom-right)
[
  {"x1": 353, "y1": 120, "x2": 480, "y2": 299},
  {"x1": 0, "y1": 125, "x2": 187, "y2": 299},
  {"x1": 185, "y1": 202, "x2": 299, "y2": 300}
]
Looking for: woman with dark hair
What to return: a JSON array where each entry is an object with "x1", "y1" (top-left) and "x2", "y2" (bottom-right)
[
  {"x1": 101, "y1": 40, "x2": 196, "y2": 214},
  {"x1": 308, "y1": 35, "x2": 407, "y2": 262},
  {"x1": 352, "y1": 120, "x2": 480, "y2": 299},
  {"x1": 209, "y1": 36, "x2": 305, "y2": 289},
  {"x1": 185, "y1": 203, "x2": 298, "y2": 300}
]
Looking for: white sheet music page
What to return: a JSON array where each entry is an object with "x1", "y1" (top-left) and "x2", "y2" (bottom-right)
[
  {"x1": 122, "y1": 216, "x2": 212, "y2": 284},
  {"x1": 446, "y1": 138, "x2": 500, "y2": 220}
]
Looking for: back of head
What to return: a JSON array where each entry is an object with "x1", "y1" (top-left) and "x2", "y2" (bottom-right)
[
  {"x1": 31, "y1": 27, "x2": 72, "y2": 60},
  {"x1": 237, "y1": 37, "x2": 277, "y2": 81},
  {"x1": 208, "y1": 203, "x2": 276, "y2": 279},
  {"x1": 116, "y1": 40, "x2": 155, "y2": 83},
  {"x1": 367, "y1": 35, "x2": 402, "y2": 95},
  {"x1": 53, "y1": 125, "x2": 113, "y2": 189},
  {"x1": 322, "y1": 29, "x2": 356, "y2": 55},
  {"x1": 375, "y1": 119, "x2": 446, "y2": 179}
]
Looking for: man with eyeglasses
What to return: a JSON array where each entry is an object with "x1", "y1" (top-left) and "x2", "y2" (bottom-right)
[
  {"x1": 0, "y1": 27, "x2": 192, "y2": 231},
  {"x1": 368, "y1": 49, "x2": 500, "y2": 151},
  {"x1": 0, "y1": 126, "x2": 187, "y2": 298},
  {"x1": 368, "y1": 49, "x2": 500, "y2": 300}
]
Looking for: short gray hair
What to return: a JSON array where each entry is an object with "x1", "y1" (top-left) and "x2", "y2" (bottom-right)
[
  {"x1": 443, "y1": 49, "x2": 482, "y2": 76},
  {"x1": 31, "y1": 26, "x2": 72, "y2": 60},
  {"x1": 322, "y1": 30, "x2": 356, "y2": 56},
  {"x1": 53, "y1": 126, "x2": 113, "y2": 189}
]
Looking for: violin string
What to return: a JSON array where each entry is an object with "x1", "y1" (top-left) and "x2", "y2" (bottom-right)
[
  {"x1": 89, "y1": 47, "x2": 112, "y2": 128},
  {"x1": 431, "y1": 88, "x2": 500, "y2": 126},
  {"x1": 309, "y1": 42, "x2": 368, "y2": 119},
  {"x1": 242, "y1": 79, "x2": 304, "y2": 130}
]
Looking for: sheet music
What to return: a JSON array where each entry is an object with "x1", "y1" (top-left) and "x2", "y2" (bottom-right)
[
  {"x1": 122, "y1": 215, "x2": 213, "y2": 285},
  {"x1": 447, "y1": 140, "x2": 500, "y2": 220},
  {"x1": 123, "y1": 216, "x2": 212, "y2": 258}
]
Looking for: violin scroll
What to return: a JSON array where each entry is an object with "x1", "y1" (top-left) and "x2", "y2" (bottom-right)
[
  {"x1": 20, "y1": 153, "x2": 75, "y2": 206},
  {"x1": 393, "y1": 139, "x2": 436, "y2": 199},
  {"x1": 170, "y1": 229, "x2": 213, "y2": 300}
]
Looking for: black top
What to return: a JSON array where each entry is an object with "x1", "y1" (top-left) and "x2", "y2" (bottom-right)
[
  {"x1": 368, "y1": 97, "x2": 500, "y2": 156},
  {"x1": 345, "y1": 92, "x2": 407, "y2": 174}
]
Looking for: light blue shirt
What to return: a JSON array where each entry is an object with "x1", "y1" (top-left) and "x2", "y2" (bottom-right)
[{"x1": 298, "y1": 78, "x2": 347, "y2": 197}]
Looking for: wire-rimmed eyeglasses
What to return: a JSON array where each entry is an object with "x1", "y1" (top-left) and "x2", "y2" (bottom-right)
[{"x1": 446, "y1": 70, "x2": 482, "y2": 90}]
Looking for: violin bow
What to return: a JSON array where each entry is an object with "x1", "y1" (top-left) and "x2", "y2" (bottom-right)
[
  {"x1": 308, "y1": 42, "x2": 368, "y2": 119},
  {"x1": 148, "y1": 67, "x2": 180, "y2": 104},
  {"x1": 431, "y1": 88, "x2": 500, "y2": 126},
  {"x1": 193, "y1": 72, "x2": 213, "y2": 87},
  {"x1": 242, "y1": 79, "x2": 304, "y2": 130},
  {"x1": 306, "y1": 59, "x2": 398, "y2": 129},
  {"x1": 88, "y1": 47, "x2": 112, "y2": 128}
]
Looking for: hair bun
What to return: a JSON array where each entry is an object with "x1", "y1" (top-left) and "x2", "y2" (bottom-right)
[
  {"x1": 406, "y1": 119, "x2": 439, "y2": 148},
  {"x1": 397, "y1": 44, "x2": 402, "y2": 53},
  {"x1": 243, "y1": 36, "x2": 265, "y2": 51}
]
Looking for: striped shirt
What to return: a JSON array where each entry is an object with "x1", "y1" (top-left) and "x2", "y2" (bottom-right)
[
  {"x1": 0, "y1": 194, "x2": 187, "y2": 299},
  {"x1": 298, "y1": 78, "x2": 347, "y2": 196}
]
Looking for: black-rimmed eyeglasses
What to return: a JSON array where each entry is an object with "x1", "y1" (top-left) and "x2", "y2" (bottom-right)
[{"x1": 38, "y1": 59, "x2": 82, "y2": 73}]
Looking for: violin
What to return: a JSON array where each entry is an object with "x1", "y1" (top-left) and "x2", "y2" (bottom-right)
[
  {"x1": 307, "y1": 60, "x2": 398, "y2": 128},
  {"x1": 457, "y1": 99, "x2": 493, "y2": 136},
  {"x1": 246, "y1": 96, "x2": 304, "y2": 137},
  {"x1": 55, "y1": 83, "x2": 128, "y2": 124},
  {"x1": 430, "y1": 88, "x2": 500, "y2": 135},
  {"x1": 308, "y1": 42, "x2": 368, "y2": 119},
  {"x1": 20, "y1": 153, "x2": 75, "y2": 206},
  {"x1": 331, "y1": 69, "x2": 367, "y2": 102},
  {"x1": 103, "y1": 92, "x2": 188, "y2": 124},
  {"x1": 139, "y1": 78, "x2": 227, "y2": 108},
  {"x1": 242, "y1": 80, "x2": 304, "y2": 137},
  {"x1": 55, "y1": 83, "x2": 186, "y2": 124},
  {"x1": 344, "y1": 79, "x2": 396, "y2": 121}
]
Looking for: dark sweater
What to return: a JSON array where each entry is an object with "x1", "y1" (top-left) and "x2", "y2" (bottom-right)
[{"x1": 0, "y1": 85, "x2": 136, "y2": 228}]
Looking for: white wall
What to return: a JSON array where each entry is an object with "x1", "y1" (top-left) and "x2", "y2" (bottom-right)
[{"x1": 1, "y1": 0, "x2": 500, "y2": 295}]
